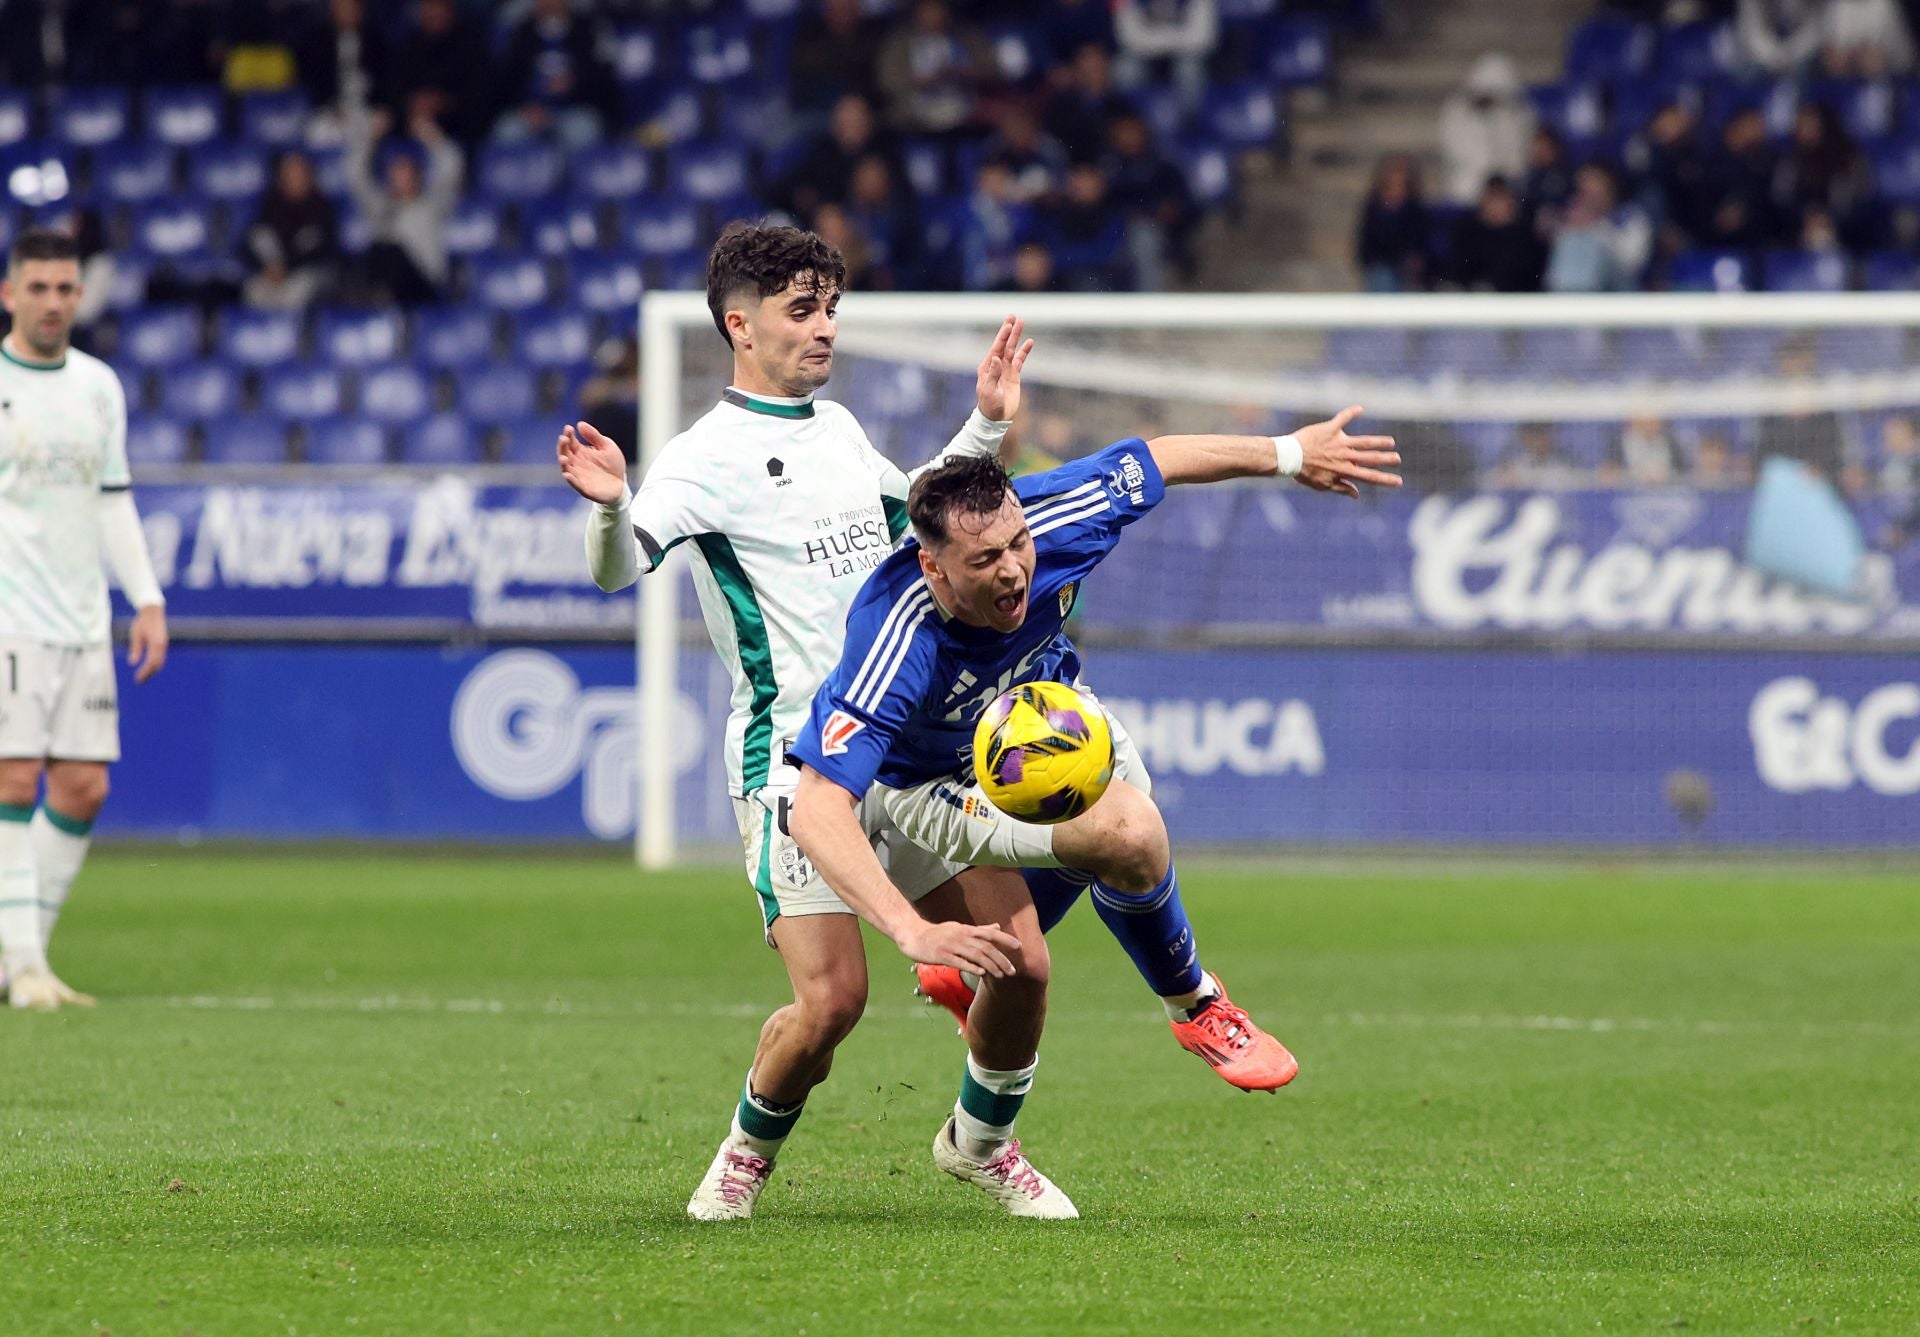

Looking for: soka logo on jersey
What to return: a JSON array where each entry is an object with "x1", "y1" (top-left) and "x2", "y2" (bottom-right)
[
  {"x1": 820, "y1": 710, "x2": 866, "y2": 756},
  {"x1": 1749, "y1": 677, "x2": 1920, "y2": 796}
]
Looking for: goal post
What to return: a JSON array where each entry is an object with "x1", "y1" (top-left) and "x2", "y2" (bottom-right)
[{"x1": 635, "y1": 290, "x2": 1920, "y2": 866}]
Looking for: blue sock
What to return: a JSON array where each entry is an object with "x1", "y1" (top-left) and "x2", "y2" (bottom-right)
[
  {"x1": 1090, "y1": 863, "x2": 1204, "y2": 999},
  {"x1": 1022, "y1": 867, "x2": 1089, "y2": 934}
]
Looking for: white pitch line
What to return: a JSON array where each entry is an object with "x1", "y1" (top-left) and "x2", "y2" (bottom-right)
[{"x1": 129, "y1": 995, "x2": 1920, "y2": 1041}]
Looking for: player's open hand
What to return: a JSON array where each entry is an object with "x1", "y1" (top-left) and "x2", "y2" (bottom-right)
[
  {"x1": 974, "y1": 314, "x2": 1035, "y2": 424},
  {"x1": 897, "y1": 918, "x2": 1024, "y2": 978},
  {"x1": 1293, "y1": 406, "x2": 1401, "y2": 499},
  {"x1": 557, "y1": 420, "x2": 629, "y2": 506},
  {"x1": 128, "y1": 605, "x2": 168, "y2": 683}
]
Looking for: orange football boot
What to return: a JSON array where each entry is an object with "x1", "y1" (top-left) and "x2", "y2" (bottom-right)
[
  {"x1": 912, "y1": 963, "x2": 975, "y2": 1031},
  {"x1": 1169, "y1": 978, "x2": 1299, "y2": 1092}
]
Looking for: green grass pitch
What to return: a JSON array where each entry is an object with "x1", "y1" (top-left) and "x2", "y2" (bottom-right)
[{"x1": 3, "y1": 851, "x2": 1917, "y2": 1334}]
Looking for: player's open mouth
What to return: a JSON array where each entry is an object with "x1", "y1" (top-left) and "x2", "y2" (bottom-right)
[{"x1": 994, "y1": 591, "x2": 1024, "y2": 616}]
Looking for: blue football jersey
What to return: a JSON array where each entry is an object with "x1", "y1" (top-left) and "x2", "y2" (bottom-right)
[{"x1": 789, "y1": 439, "x2": 1165, "y2": 795}]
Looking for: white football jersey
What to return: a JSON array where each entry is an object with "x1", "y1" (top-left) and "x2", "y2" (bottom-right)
[
  {"x1": 0, "y1": 343, "x2": 131, "y2": 647},
  {"x1": 629, "y1": 388, "x2": 996, "y2": 798}
]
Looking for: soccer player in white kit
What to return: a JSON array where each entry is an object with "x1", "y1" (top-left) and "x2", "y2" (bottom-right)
[{"x1": 0, "y1": 229, "x2": 169, "y2": 1011}]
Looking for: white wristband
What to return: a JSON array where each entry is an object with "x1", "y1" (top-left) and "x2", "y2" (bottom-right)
[
  {"x1": 966, "y1": 407, "x2": 1012, "y2": 444},
  {"x1": 1272, "y1": 434, "x2": 1304, "y2": 478}
]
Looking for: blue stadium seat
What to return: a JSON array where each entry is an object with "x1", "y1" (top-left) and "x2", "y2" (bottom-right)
[
  {"x1": 1668, "y1": 249, "x2": 1751, "y2": 292},
  {"x1": 1324, "y1": 326, "x2": 1412, "y2": 377},
  {"x1": 358, "y1": 365, "x2": 433, "y2": 424},
  {"x1": 201, "y1": 414, "x2": 292, "y2": 465},
  {"x1": 1615, "y1": 327, "x2": 1707, "y2": 379},
  {"x1": 1861, "y1": 250, "x2": 1920, "y2": 290},
  {"x1": 1657, "y1": 20, "x2": 1736, "y2": 81},
  {"x1": 159, "y1": 360, "x2": 240, "y2": 418},
  {"x1": 0, "y1": 207, "x2": 17, "y2": 252},
  {"x1": 575, "y1": 144, "x2": 652, "y2": 200},
  {"x1": 670, "y1": 142, "x2": 752, "y2": 201},
  {"x1": 399, "y1": 412, "x2": 484, "y2": 467},
  {"x1": 190, "y1": 142, "x2": 268, "y2": 202},
  {"x1": 1702, "y1": 78, "x2": 1796, "y2": 139},
  {"x1": 571, "y1": 254, "x2": 644, "y2": 314},
  {"x1": 652, "y1": 249, "x2": 710, "y2": 291},
  {"x1": 1175, "y1": 140, "x2": 1236, "y2": 209},
  {"x1": 314, "y1": 308, "x2": 403, "y2": 365},
  {"x1": 456, "y1": 365, "x2": 537, "y2": 420},
  {"x1": 1421, "y1": 328, "x2": 1511, "y2": 378},
  {"x1": 1135, "y1": 86, "x2": 1191, "y2": 144},
  {"x1": 1761, "y1": 249, "x2": 1850, "y2": 293},
  {"x1": 414, "y1": 306, "x2": 496, "y2": 367},
  {"x1": 1217, "y1": 0, "x2": 1281, "y2": 36},
  {"x1": 1519, "y1": 327, "x2": 1614, "y2": 378},
  {"x1": 0, "y1": 90, "x2": 31, "y2": 149},
  {"x1": 1454, "y1": 420, "x2": 1518, "y2": 465},
  {"x1": 1, "y1": 148, "x2": 74, "y2": 211},
  {"x1": 1818, "y1": 326, "x2": 1907, "y2": 371},
  {"x1": 125, "y1": 415, "x2": 192, "y2": 467},
  {"x1": 522, "y1": 198, "x2": 605, "y2": 255},
  {"x1": 305, "y1": 416, "x2": 389, "y2": 466},
  {"x1": 308, "y1": 144, "x2": 348, "y2": 198},
  {"x1": 685, "y1": 20, "x2": 754, "y2": 84},
  {"x1": 96, "y1": 251, "x2": 149, "y2": 312},
  {"x1": 621, "y1": 197, "x2": 703, "y2": 258},
  {"x1": 118, "y1": 306, "x2": 203, "y2": 368},
  {"x1": 513, "y1": 306, "x2": 596, "y2": 371},
  {"x1": 492, "y1": 413, "x2": 562, "y2": 465},
  {"x1": 1266, "y1": 18, "x2": 1335, "y2": 88},
  {"x1": 444, "y1": 197, "x2": 503, "y2": 257},
  {"x1": 1529, "y1": 83, "x2": 1607, "y2": 146},
  {"x1": 899, "y1": 138, "x2": 948, "y2": 197},
  {"x1": 610, "y1": 24, "x2": 668, "y2": 86},
  {"x1": 216, "y1": 308, "x2": 303, "y2": 367},
  {"x1": 745, "y1": 0, "x2": 802, "y2": 19},
  {"x1": 240, "y1": 91, "x2": 309, "y2": 148},
  {"x1": 261, "y1": 363, "x2": 344, "y2": 420},
  {"x1": 1199, "y1": 83, "x2": 1279, "y2": 151},
  {"x1": 476, "y1": 142, "x2": 565, "y2": 202},
  {"x1": 54, "y1": 88, "x2": 132, "y2": 147},
  {"x1": 1564, "y1": 16, "x2": 1655, "y2": 83},
  {"x1": 984, "y1": 24, "x2": 1044, "y2": 85},
  {"x1": 92, "y1": 141, "x2": 175, "y2": 204},
  {"x1": 132, "y1": 201, "x2": 214, "y2": 259},
  {"x1": 1555, "y1": 420, "x2": 1613, "y2": 468},
  {"x1": 468, "y1": 254, "x2": 552, "y2": 310},
  {"x1": 1871, "y1": 142, "x2": 1920, "y2": 205},
  {"x1": 1716, "y1": 327, "x2": 1783, "y2": 372},
  {"x1": 640, "y1": 88, "x2": 706, "y2": 146},
  {"x1": 1807, "y1": 77, "x2": 1897, "y2": 142},
  {"x1": 144, "y1": 87, "x2": 224, "y2": 148}
]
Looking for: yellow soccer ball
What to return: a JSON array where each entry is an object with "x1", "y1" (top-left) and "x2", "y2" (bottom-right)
[{"x1": 972, "y1": 681, "x2": 1115, "y2": 824}]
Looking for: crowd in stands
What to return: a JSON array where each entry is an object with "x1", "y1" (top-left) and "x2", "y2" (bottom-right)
[{"x1": 1358, "y1": 0, "x2": 1920, "y2": 294}]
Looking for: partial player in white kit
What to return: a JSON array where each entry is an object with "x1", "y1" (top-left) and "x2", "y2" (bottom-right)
[{"x1": 0, "y1": 229, "x2": 169, "y2": 1010}]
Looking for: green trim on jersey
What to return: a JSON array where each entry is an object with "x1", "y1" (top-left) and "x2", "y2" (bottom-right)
[
  {"x1": 883, "y1": 495, "x2": 909, "y2": 543},
  {"x1": 695, "y1": 533, "x2": 780, "y2": 793},
  {"x1": 641, "y1": 530, "x2": 695, "y2": 574},
  {"x1": 723, "y1": 388, "x2": 814, "y2": 420},
  {"x1": 754, "y1": 807, "x2": 779, "y2": 926},
  {"x1": 0, "y1": 343, "x2": 65, "y2": 371}
]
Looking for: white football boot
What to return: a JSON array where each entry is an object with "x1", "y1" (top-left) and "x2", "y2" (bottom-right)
[
  {"x1": 6, "y1": 966, "x2": 95, "y2": 1011},
  {"x1": 686, "y1": 1135, "x2": 775, "y2": 1221},
  {"x1": 931, "y1": 1117, "x2": 1078, "y2": 1220}
]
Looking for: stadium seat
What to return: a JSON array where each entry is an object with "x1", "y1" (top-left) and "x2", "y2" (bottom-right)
[
  {"x1": 1715, "y1": 327, "x2": 1783, "y2": 372},
  {"x1": 144, "y1": 86, "x2": 224, "y2": 148},
  {"x1": 53, "y1": 88, "x2": 132, "y2": 147},
  {"x1": 1199, "y1": 83, "x2": 1280, "y2": 151},
  {"x1": 118, "y1": 306, "x2": 204, "y2": 368},
  {"x1": 684, "y1": 20, "x2": 754, "y2": 84},
  {"x1": 1420, "y1": 328, "x2": 1511, "y2": 379},
  {"x1": 314, "y1": 308, "x2": 404, "y2": 365},
  {"x1": 652, "y1": 249, "x2": 710, "y2": 291},
  {"x1": 443, "y1": 197, "x2": 504, "y2": 257},
  {"x1": 1266, "y1": 18, "x2": 1335, "y2": 88},
  {"x1": 1555, "y1": 420, "x2": 1613, "y2": 468},
  {"x1": 398, "y1": 411, "x2": 484, "y2": 467},
  {"x1": 304, "y1": 415, "x2": 389, "y2": 466},
  {"x1": 521, "y1": 198, "x2": 605, "y2": 255},
  {"x1": 745, "y1": 0, "x2": 802, "y2": 19},
  {"x1": 1861, "y1": 250, "x2": 1920, "y2": 290},
  {"x1": 3, "y1": 149, "x2": 76, "y2": 210},
  {"x1": 216, "y1": 308, "x2": 303, "y2": 367},
  {"x1": 201, "y1": 413, "x2": 292, "y2": 465},
  {"x1": 414, "y1": 306, "x2": 496, "y2": 368},
  {"x1": 308, "y1": 144, "x2": 348, "y2": 198},
  {"x1": 158, "y1": 360, "x2": 240, "y2": 418},
  {"x1": 574, "y1": 144, "x2": 652, "y2": 200},
  {"x1": 1529, "y1": 82, "x2": 1607, "y2": 146},
  {"x1": 467, "y1": 254, "x2": 552, "y2": 310},
  {"x1": 1761, "y1": 249, "x2": 1849, "y2": 293},
  {"x1": 641, "y1": 88, "x2": 706, "y2": 146},
  {"x1": 1667, "y1": 249, "x2": 1751, "y2": 293},
  {"x1": 1818, "y1": 326, "x2": 1908, "y2": 372},
  {"x1": 1806, "y1": 77, "x2": 1896, "y2": 141},
  {"x1": 0, "y1": 90, "x2": 31, "y2": 149},
  {"x1": 984, "y1": 24, "x2": 1044, "y2": 84},
  {"x1": 125, "y1": 415, "x2": 192, "y2": 467},
  {"x1": 92, "y1": 140, "x2": 175, "y2": 204},
  {"x1": 1519, "y1": 327, "x2": 1615, "y2": 379},
  {"x1": 899, "y1": 138, "x2": 949, "y2": 197},
  {"x1": 1135, "y1": 86, "x2": 1191, "y2": 144},
  {"x1": 239, "y1": 91, "x2": 309, "y2": 148},
  {"x1": 456, "y1": 364, "x2": 538, "y2": 420},
  {"x1": 491, "y1": 413, "x2": 562, "y2": 465},
  {"x1": 512, "y1": 307, "x2": 596, "y2": 371},
  {"x1": 132, "y1": 200, "x2": 214, "y2": 259},
  {"x1": 1656, "y1": 20, "x2": 1736, "y2": 81},
  {"x1": 1176, "y1": 140, "x2": 1236, "y2": 209},
  {"x1": 1615, "y1": 327, "x2": 1707, "y2": 380},
  {"x1": 610, "y1": 24, "x2": 667, "y2": 86},
  {"x1": 476, "y1": 142, "x2": 565, "y2": 202},
  {"x1": 1564, "y1": 16, "x2": 1655, "y2": 84},
  {"x1": 0, "y1": 208, "x2": 18, "y2": 253},
  {"x1": 669, "y1": 142, "x2": 752, "y2": 201},
  {"x1": 1870, "y1": 142, "x2": 1920, "y2": 205},
  {"x1": 357, "y1": 365, "x2": 433, "y2": 424},
  {"x1": 261, "y1": 363, "x2": 344, "y2": 420},
  {"x1": 571, "y1": 254, "x2": 644, "y2": 314},
  {"x1": 190, "y1": 142, "x2": 268, "y2": 202},
  {"x1": 1324, "y1": 326, "x2": 1413, "y2": 377}
]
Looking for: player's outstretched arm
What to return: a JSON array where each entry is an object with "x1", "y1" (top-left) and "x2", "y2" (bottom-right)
[
  {"x1": 789, "y1": 766, "x2": 1022, "y2": 978},
  {"x1": 1149, "y1": 406, "x2": 1401, "y2": 499},
  {"x1": 560, "y1": 421, "x2": 641, "y2": 591}
]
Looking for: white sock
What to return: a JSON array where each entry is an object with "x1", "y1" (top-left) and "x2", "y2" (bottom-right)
[
  {"x1": 29, "y1": 806, "x2": 92, "y2": 946},
  {"x1": 952, "y1": 1052, "x2": 1037, "y2": 1162},
  {"x1": 0, "y1": 811, "x2": 46, "y2": 977},
  {"x1": 1161, "y1": 970, "x2": 1222, "y2": 1022}
]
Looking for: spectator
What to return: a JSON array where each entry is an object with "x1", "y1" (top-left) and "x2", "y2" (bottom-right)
[
  {"x1": 1822, "y1": 0, "x2": 1915, "y2": 74},
  {"x1": 844, "y1": 155, "x2": 925, "y2": 289},
  {"x1": 1638, "y1": 99, "x2": 1711, "y2": 243},
  {"x1": 1698, "y1": 108, "x2": 1780, "y2": 248},
  {"x1": 1496, "y1": 423, "x2": 1586, "y2": 490},
  {"x1": 982, "y1": 107, "x2": 1069, "y2": 204},
  {"x1": 146, "y1": 0, "x2": 227, "y2": 87},
  {"x1": 1737, "y1": 0, "x2": 1825, "y2": 76},
  {"x1": 579, "y1": 337, "x2": 640, "y2": 464},
  {"x1": 1356, "y1": 154, "x2": 1432, "y2": 292},
  {"x1": 1444, "y1": 177, "x2": 1545, "y2": 292},
  {"x1": 0, "y1": 0, "x2": 133, "y2": 85},
  {"x1": 388, "y1": 0, "x2": 494, "y2": 146},
  {"x1": 998, "y1": 241, "x2": 1061, "y2": 293},
  {"x1": 66, "y1": 210, "x2": 118, "y2": 332},
  {"x1": 1773, "y1": 103, "x2": 1867, "y2": 235},
  {"x1": 298, "y1": 0, "x2": 391, "y2": 123},
  {"x1": 1113, "y1": 0, "x2": 1220, "y2": 108},
  {"x1": 1439, "y1": 53, "x2": 1534, "y2": 205},
  {"x1": 875, "y1": 0, "x2": 991, "y2": 137},
  {"x1": 790, "y1": 0, "x2": 884, "y2": 119},
  {"x1": 779, "y1": 94, "x2": 901, "y2": 219},
  {"x1": 1040, "y1": 0, "x2": 1115, "y2": 66},
  {"x1": 1691, "y1": 428, "x2": 1748, "y2": 487},
  {"x1": 345, "y1": 105, "x2": 464, "y2": 307},
  {"x1": 959, "y1": 162, "x2": 1033, "y2": 289},
  {"x1": 1103, "y1": 112, "x2": 1195, "y2": 289},
  {"x1": 1605, "y1": 415, "x2": 1685, "y2": 487},
  {"x1": 810, "y1": 204, "x2": 876, "y2": 290},
  {"x1": 494, "y1": 0, "x2": 619, "y2": 149},
  {"x1": 243, "y1": 150, "x2": 341, "y2": 312},
  {"x1": 1876, "y1": 414, "x2": 1919, "y2": 495},
  {"x1": 1545, "y1": 164, "x2": 1652, "y2": 292},
  {"x1": 1756, "y1": 339, "x2": 1849, "y2": 483},
  {"x1": 1041, "y1": 163, "x2": 1131, "y2": 290},
  {"x1": 1522, "y1": 126, "x2": 1576, "y2": 225},
  {"x1": 1045, "y1": 44, "x2": 1136, "y2": 163},
  {"x1": 1396, "y1": 422, "x2": 1479, "y2": 494}
]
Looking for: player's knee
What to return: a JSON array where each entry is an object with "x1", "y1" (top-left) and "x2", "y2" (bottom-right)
[
  {"x1": 1010, "y1": 931, "x2": 1050, "y2": 992},
  {"x1": 51, "y1": 766, "x2": 109, "y2": 818},
  {"x1": 0, "y1": 762, "x2": 40, "y2": 809},
  {"x1": 1082, "y1": 785, "x2": 1169, "y2": 893},
  {"x1": 794, "y1": 980, "x2": 867, "y2": 1050}
]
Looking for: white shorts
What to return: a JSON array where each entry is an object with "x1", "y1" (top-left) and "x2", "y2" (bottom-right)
[
  {"x1": 732, "y1": 777, "x2": 964, "y2": 938},
  {"x1": 0, "y1": 637, "x2": 120, "y2": 764},
  {"x1": 876, "y1": 688, "x2": 1150, "y2": 874}
]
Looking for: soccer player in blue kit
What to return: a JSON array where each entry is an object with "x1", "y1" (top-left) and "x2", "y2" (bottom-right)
[{"x1": 785, "y1": 411, "x2": 1399, "y2": 1209}]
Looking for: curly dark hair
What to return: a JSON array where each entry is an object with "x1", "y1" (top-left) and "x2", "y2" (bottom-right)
[
  {"x1": 705, "y1": 222, "x2": 847, "y2": 347},
  {"x1": 7, "y1": 227, "x2": 80, "y2": 274},
  {"x1": 907, "y1": 454, "x2": 1016, "y2": 549}
]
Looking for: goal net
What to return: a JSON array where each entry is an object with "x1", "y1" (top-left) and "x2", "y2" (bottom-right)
[{"x1": 636, "y1": 291, "x2": 1920, "y2": 865}]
